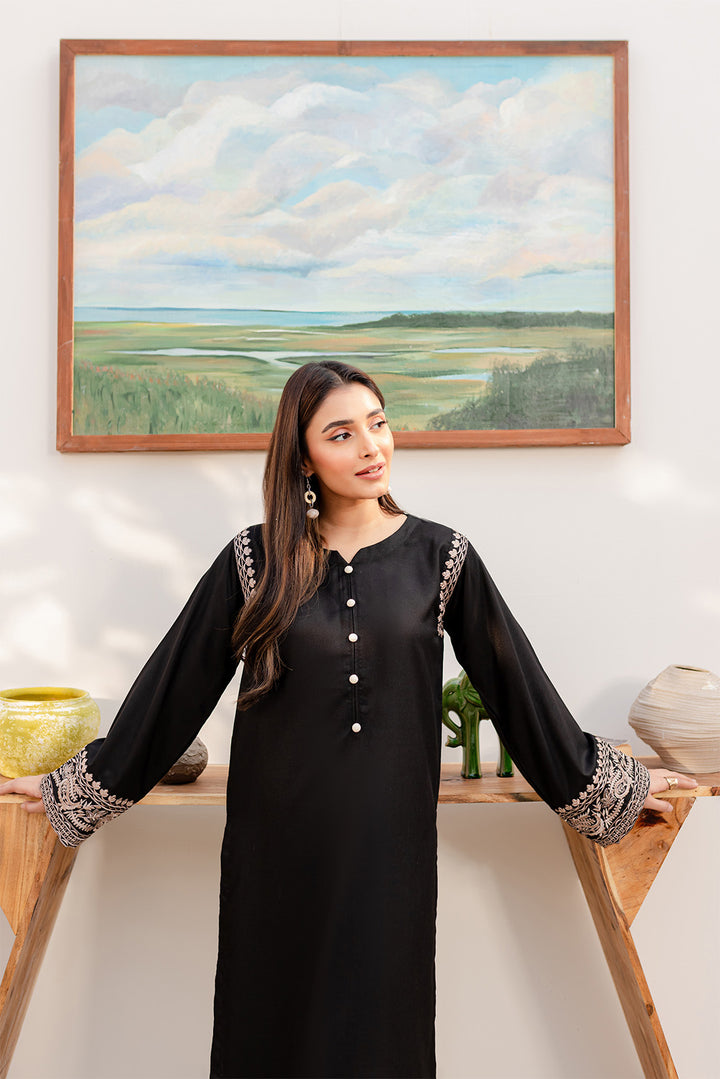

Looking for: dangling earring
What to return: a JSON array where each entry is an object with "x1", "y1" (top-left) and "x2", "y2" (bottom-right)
[{"x1": 304, "y1": 475, "x2": 319, "y2": 519}]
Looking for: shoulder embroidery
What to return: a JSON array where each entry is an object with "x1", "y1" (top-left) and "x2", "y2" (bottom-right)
[
  {"x1": 234, "y1": 528, "x2": 257, "y2": 602},
  {"x1": 40, "y1": 749, "x2": 134, "y2": 849},
  {"x1": 438, "y1": 531, "x2": 469, "y2": 637},
  {"x1": 555, "y1": 739, "x2": 651, "y2": 847}
]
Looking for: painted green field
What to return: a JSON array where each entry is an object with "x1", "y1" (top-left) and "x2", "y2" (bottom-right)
[{"x1": 72, "y1": 319, "x2": 615, "y2": 435}]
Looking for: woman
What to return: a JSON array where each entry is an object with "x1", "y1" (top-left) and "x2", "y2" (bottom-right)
[{"x1": 0, "y1": 360, "x2": 695, "y2": 1079}]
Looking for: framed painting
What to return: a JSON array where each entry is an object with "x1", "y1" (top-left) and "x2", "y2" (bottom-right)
[{"x1": 57, "y1": 39, "x2": 629, "y2": 451}]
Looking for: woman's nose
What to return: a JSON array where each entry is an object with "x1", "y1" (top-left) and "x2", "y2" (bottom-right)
[{"x1": 359, "y1": 432, "x2": 378, "y2": 456}]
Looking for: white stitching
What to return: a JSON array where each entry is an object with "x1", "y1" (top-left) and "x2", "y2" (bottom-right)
[
  {"x1": 40, "y1": 749, "x2": 134, "y2": 848},
  {"x1": 438, "y1": 532, "x2": 468, "y2": 637},
  {"x1": 555, "y1": 740, "x2": 651, "y2": 846},
  {"x1": 234, "y1": 528, "x2": 257, "y2": 603}
]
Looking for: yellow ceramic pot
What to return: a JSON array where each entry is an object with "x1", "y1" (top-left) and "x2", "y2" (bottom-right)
[{"x1": 0, "y1": 687, "x2": 101, "y2": 779}]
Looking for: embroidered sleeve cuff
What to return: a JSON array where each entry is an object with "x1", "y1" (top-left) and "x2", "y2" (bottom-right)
[
  {"x1": 555, "y1": 739, "x2": 651, "y2": 847},
  {"x1": 40, "y1": 749, "x2": 135, "y2": 848}
]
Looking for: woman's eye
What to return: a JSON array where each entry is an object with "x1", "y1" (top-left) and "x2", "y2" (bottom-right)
[
  {"x1": 329, "y1": 430, "x2": 351, "y2": 442},
  {"x1": 371, "y1": 419, "x2": 387, "y2": 431}
]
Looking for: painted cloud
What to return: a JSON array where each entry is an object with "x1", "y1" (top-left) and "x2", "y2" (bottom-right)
[{"x1": 73, "y1": 55, "x2": 615, "y2": 311}]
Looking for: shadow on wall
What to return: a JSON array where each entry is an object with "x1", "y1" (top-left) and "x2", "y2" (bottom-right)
[
  {"x1": 9, "y1": 806, "x2": 227, "y2": 1079},
  {"x1": 0, "y1": 459, "x2": 265, "y2": 759},
  {"x1": 579, "y1": 678, "x2": 655, "y2": 753},
  {"x1": 436, "y1": 801, "x2": 642, "y2": 1079}
]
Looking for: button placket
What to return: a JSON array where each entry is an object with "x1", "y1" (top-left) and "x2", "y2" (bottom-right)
[{"x1": 344, "y1": 561, "x2": 361, "y2": 733}]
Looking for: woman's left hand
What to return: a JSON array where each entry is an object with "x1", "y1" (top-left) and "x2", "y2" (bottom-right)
[
  {"x1": 644, "y1": 768, "x2": 698, "y2": 813},
  {"x1": 0, "y1": 774, "x2": 46, "y2": 813}
]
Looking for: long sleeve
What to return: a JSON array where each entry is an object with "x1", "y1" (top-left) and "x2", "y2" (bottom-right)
[
  {"x1": 41, "y1": 539, "x2": 244, "y2": 847},
  {"x1": 443, "y1": 536, "x2": 650, "y2": 846}
]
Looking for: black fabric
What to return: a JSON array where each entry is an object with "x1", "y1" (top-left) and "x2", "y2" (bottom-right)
[
  {"x1": 444, "y1": 540, "x2": 599, "y2": 811},
  {"x1": 81, "y1": 542, "x2": 243, "y2": 803},
  {"x1": 76, "y1": 515, "x2": 617, "y2": 1078}
]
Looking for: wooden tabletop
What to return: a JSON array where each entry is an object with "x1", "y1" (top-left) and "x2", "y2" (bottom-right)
[
  {"x1": 438, "y1": 757, "x2": 720, "y2": 803},
  {"x1": 143, "y1": 757, "x2": 720, "y2": 805},
  {"x1": 1, "y1": 757, "x2": 718, "y2": 808}
]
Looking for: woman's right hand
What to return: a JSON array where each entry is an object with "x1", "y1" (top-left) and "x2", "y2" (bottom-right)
[{"x1": 0, "y1": 775, "x2": 47, "y2": 813}]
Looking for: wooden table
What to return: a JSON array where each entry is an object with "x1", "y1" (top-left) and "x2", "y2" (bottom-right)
[{"x1": 0, "y1": 756, "x2": 717, "y2": 1079}]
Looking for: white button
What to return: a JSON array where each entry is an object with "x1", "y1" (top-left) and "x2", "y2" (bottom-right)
[
  {"x1": 344, "y1": 565, "x2": 354, "y2": 574},
  {"x1": 352, "y1": 722, "x2": 362, "y2": 733},
  {"x1": 349, "y1": 674, "x2": 359, "y2": 684},
  {"x1": 348, "y1": 632, "x2": 358, "y2": 643},
  {"x1": 346, "y1": 598, "x2": 356, "y2": 607}
]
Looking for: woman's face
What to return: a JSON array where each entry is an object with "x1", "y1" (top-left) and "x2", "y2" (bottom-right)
[{"x1": 302, "y1": 383, "x2": 394, "y2": 506}]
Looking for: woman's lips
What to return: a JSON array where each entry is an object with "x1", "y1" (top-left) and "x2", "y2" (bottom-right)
[{"x1": 355, "y1": 462, "x2": 385, "y2": 477}]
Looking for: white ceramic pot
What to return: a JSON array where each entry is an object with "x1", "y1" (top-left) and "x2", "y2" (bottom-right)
[{"x1": 628, "y1": 665, "x2": 720, "y2": 773}]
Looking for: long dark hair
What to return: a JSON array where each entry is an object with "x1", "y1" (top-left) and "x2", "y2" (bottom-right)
[{"x1": 233, "y1": 360, "x2": 403, "y2": 709}]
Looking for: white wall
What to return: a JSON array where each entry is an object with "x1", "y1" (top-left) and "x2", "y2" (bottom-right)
[{"x1": 2, "y1": 1, "x2": 719, "y2": 1076}]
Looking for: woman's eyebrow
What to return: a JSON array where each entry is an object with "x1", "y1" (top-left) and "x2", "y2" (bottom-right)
[{"x1": 321, "y1": 408, "x2": 384, "y2": 434}]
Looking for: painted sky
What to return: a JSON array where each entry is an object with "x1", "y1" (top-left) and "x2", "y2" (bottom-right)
[{"x1": 73, "y1": 54, "x2": 615, "y2": 312}]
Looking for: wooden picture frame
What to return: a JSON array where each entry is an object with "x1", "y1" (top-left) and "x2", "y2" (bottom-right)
[{"x1": 57, "y1": 39, "x2": 629, "y2": 451}]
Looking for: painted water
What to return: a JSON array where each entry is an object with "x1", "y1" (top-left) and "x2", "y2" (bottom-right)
[
  {"x1": 72, "y1": 309, "x2": 615, "y2": 436},
  {"x1": 75, "y1": 307, "x2": 409, "y2": 327}
]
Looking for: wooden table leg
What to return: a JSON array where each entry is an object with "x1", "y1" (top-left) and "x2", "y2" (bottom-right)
[
  {"x1": 563, "y1": 800, "x2": 696, "y2": 1079},
  {"x1": 0, "y1": 803, "x2": 77, "y2": 1078}
]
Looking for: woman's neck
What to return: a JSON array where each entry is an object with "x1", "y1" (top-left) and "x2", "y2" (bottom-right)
[{"x1": 319, "y1": 500, "x2": 405, "y2": 562}]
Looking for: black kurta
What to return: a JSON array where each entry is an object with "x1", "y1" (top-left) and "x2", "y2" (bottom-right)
[{"x1": 41, "y1": 515, "x2": 650, "y2": 1079}]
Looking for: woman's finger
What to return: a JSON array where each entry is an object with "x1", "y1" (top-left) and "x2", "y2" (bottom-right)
[
  {"x1": 648, "y1": 768, "x2": 698, "y2": 794},
  {"x1": 0, "y1": 775, "x2": 47, "y2": 816},
  {"x1": 644, "y1": 794, "x2": 673, "y2": 812},
  {"x1": 0, "y1": 775, "x2": 45, "y2": 801},
  {"x1": 644, "y1": 768, "x2": 698, "y2": 813}
]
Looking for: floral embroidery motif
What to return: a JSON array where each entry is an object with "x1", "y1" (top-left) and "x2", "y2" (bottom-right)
[
  {"x1": 40, "y1": 749, "x2": 134, "y2": 848},
  {"x1": 438, "y1": 531, "x2": 469, "y2": 636},
  {"x1": 555, "y1": 739, "x2": 651, "y2": 847},
  {"x1": 234, "y1": 528, "x2": 257, "y2": 602}
]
